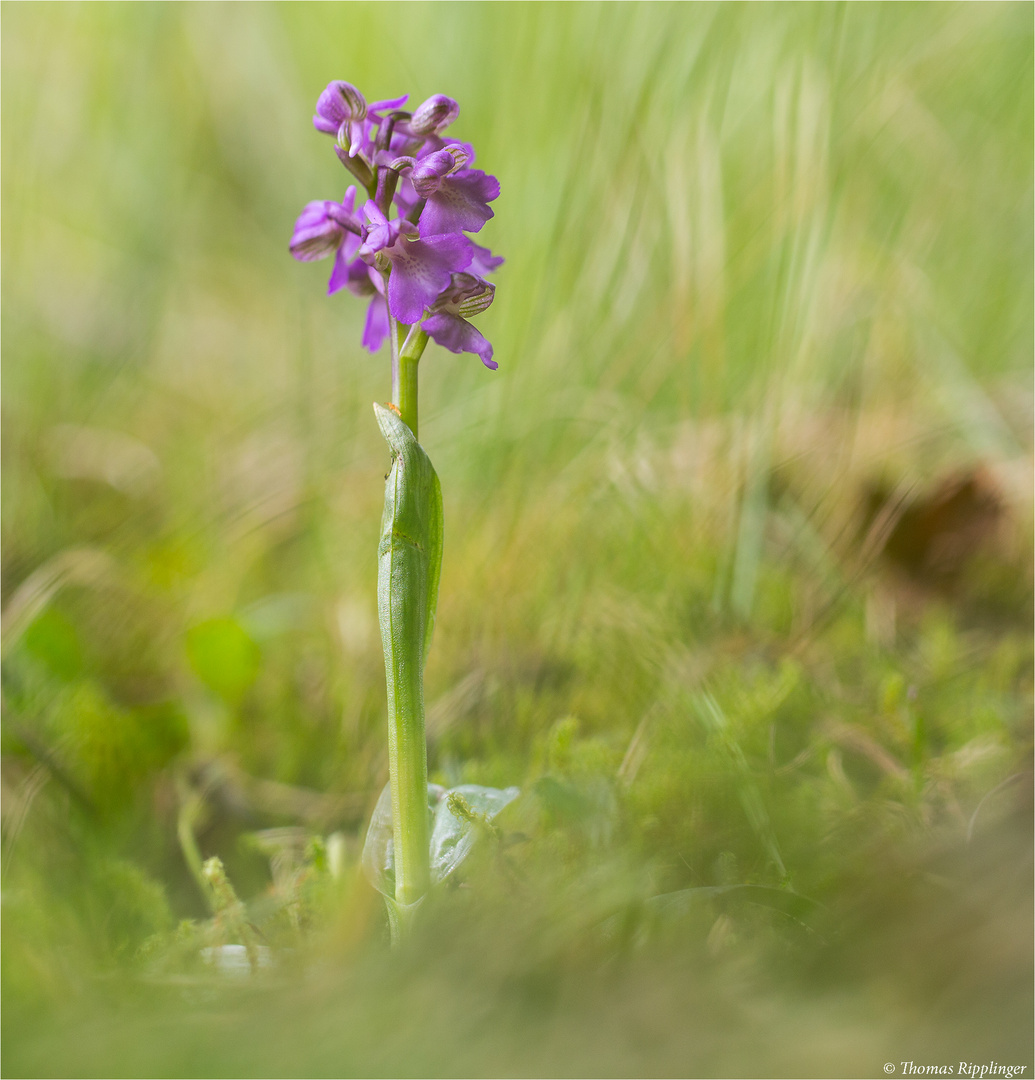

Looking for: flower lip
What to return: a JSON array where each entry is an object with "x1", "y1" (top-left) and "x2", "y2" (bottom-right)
[
  {"x1": 417, "y1": 166, "x2": 499, "y2": 238},
  {"x1": 368, "y1": 223, "x2": 473, "y2": 324},
  {"x1": 361, "y1": 293, "x2": 390, "y2": 352},
  {"x1": 421, "y1": 300, "x2": 497, "y2": 368}
]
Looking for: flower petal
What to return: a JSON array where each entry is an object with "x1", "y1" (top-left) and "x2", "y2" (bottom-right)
[
  {"x1": 290, "y1": 201, "x2": 344, "y2": 261},
  {"x1": 327, "y1": 245, "x2": 351, "y2": 294},
  {"x1": 422, "y1": 312, "x2": 496, "y2": 369},
  {"x1": 470, "y1": 242, "x2": 504, "y2": 276},
  {"x1": 419, "y1": 170, "x2": 500, "y2": 237},
  {"x1": 386, "y1": 233, "x2": 472, "y2": 323},
  {"x1": 362, "y1": 295, "x2": 390, "y2": 352},
  {"x1": 367, "y1": 94, "x2": 409, "y2": 118},
  {"x1": 345, "y1": 257, "x2": 377, "y2": 298}
]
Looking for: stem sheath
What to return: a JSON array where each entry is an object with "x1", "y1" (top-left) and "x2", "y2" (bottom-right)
[{"x1": 373, "y1": 381, "x2": 441, "y2": 924}]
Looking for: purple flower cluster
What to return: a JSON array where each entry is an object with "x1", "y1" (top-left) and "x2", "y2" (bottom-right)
[{"x1": 290, "y1": 82, "x2": 502, "y2": 369}]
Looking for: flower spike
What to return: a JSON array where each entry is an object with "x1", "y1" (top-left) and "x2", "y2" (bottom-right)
[{"x1": 292, "y1": 79, "x2": 501, "y2": 361}]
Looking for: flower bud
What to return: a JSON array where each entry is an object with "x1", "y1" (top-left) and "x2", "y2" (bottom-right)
[
  {"x1": 318, "y1": 81, "x2": 367, "y2": 125},
  {"x1": 409, "y1": 94, "x2": 460, "y2": 136},
  {"x1": 313, "y1": 82, "x2": 369, "y2": 156}
]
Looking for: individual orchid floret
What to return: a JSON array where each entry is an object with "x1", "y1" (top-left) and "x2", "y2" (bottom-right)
[
  {"x1": 408, "y1": 94, "x2": 460, "y2": 137},
  {"x1": 410, "y1": 148, "x2": 468, "y2": 197},
  {"x1": 358, "y1": 202, "x2": 473, "y2": 324},
  {"x1": 422, "y1": 272, "x2": 497, "y2": 370},
  {"x1": 313, "y1": 81, "x2": 368, "y2": 156},
  {"x1": 289, "y1": 187, "x2": 364, "y2": 295},
  {"x1": 412, "y1": 159, "x2": 500, "y2": 238},
  {"x1": 315, "y1": 84, "x2": 413, "y2": 162}
]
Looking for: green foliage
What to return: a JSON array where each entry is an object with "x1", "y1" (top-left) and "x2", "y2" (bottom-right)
[
  {"x1": 22, "y1": 608, "x2": 84, "y2": 681},
  {"x1": 186, "y1": 617, "x2": 262, "y2": 705}
]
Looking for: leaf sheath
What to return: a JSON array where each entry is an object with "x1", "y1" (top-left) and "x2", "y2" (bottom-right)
[{"x1": 374, "y1": 403, "x2": 443, "y2": 908}]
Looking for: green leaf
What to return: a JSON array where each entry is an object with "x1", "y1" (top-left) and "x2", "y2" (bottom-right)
[
  {"x1": 185, "y1": 617, "x2": 260, "y2": 704},
  {"x1": 373, "y1": 403, "x2": 443, "y2": 669},
  {"x1": 372, "y1": 403, "x2": 445, "y2": 906},
  {"x1": 361, "y1": 783, "x2": 520, "y2": 897},
  {"x1": 22, "y1": 608, "x2": 83, "y2": 680},
  {"x1": 429, "y1": 784, "x2": 520, "y2": 883}
]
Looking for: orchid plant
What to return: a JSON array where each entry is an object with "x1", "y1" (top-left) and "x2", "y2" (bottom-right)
[{"x1": 291, "y1": 82, "x2": 515, "y2": 940}]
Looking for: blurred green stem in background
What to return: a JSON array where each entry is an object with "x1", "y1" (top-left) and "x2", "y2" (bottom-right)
[{"x1": 175, "y1": 773, "x2": 217, "y2": 913}]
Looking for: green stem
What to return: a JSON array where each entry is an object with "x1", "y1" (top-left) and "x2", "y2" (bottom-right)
[
  {"x1": 175, "y1": 774, "x2": 216, "y2": 913},
  {"x1": 386, "y1": 623, "x2": 430, "y2": 908},
  {"x1": 375, "y1": 328, "x2": 435, "y2": 928},
  {"x1": 389, "y1": 310, "x2": 401, "y2": 410},
  {"x1": 396, "y1": 327, "x2": 428, "y2": 439}
]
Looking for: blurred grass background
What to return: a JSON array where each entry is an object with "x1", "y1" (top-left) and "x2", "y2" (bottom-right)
[{"x1": 2, "y1": 3, "x2": 1032, "y2": 1077}]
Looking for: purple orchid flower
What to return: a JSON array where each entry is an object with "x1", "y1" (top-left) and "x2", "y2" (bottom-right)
[
  {"x1": 358, "y1": 201, "x2": 472, "y2": 324},
  {"x1": 289, "y1": 187, "x2": 364, "y2": 295},
  {"x1": 422, "y1": 272, "x2": 497, "y2": 369},
  {"x1": 408, "y1": 150, "x2": 500, "y2": 238},
  {"x1": 293, "y1": 80, "x2": 502, "y2": 369},
  {"x1": 313, "y1": 82, "x2": 414, "y2": 160},
  {"x1": 313, "y1": 81, "x2": 369, "y2": 157}
]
